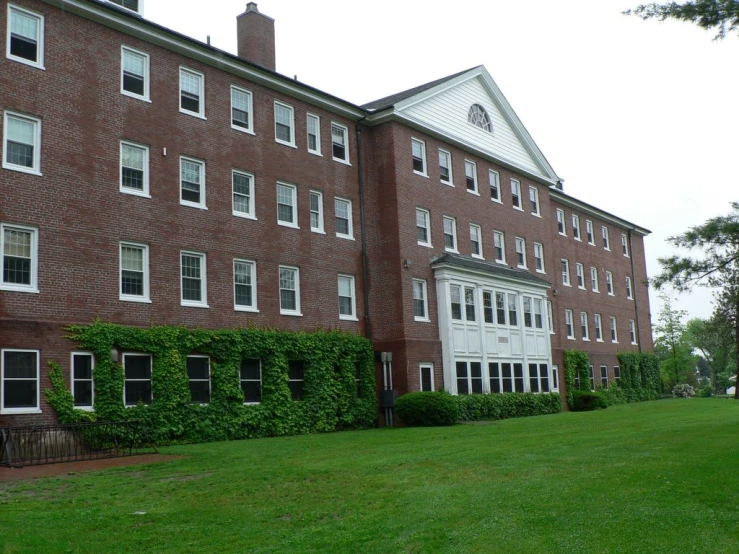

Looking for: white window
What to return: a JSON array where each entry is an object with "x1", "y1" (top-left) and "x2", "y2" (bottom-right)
[
  {"x1": 412, "y1": 138, "x2": 427, "y2": 176},
  {"x1": 450, "y1": 285, "x2": 462, "y2": 321},
  {"x1": 3, "y1": 111, "x2": 41, "y2": 175},
  {"x1": 279, "y1": 265, "x2": 301, "y2": 315},
  {"x1": 507, "y1": 293, "x2": 518, "y2": 326},
  {"x1": 591, "y1": 267, "x2": 599, "y2": 292},
  {"x1": 626, "y1": 276, "x2": 633, "y2": 299},
  {"x1": 511, "y1": 179, "x2": 522, "y2": 209},
  {"x1": 614, "y1": 366, "x2": 621, "y2": 384},
  {"x1": 335, "y1": 197, "x2": 353, "y2": 239},
  {"x1": 240, "y1": 359, "x2": 262, "y2": 403},
  {"x1": 277, "y1": 182, "x2": 298, "y2": 228},
  {"x1": 589, "y1": 365, "x2": 596, "y2": 391},
  {"x1": 1, "y1": 349, "x2": 40, "y2": 414},
  {"x1": 495, "y1": 292, "x2": 506, "y2": 325},
  {"x1": 179, "y1": 157, "x2": 205, "y2": 208},
  {"x1": 606, "y1": 271, "x2": 614, "y2": 295},
  {"x1": 483, "y1": 290, "x2": 494, "y2": 324},
  {"x1": 120, "y1": 141, "x2": 149, "y2": 197},
  {"x1": 121, "y1": 46, "x2": 149, "y2": 100},
  {"x1": 489, "y1": 170, "x2": 500, "y2": 202},
  {"x1": 534, "y1": 298, "x2": 544, "y2": 329},
  {"x1": 7, "y1": 5, "x2": 44, "y2": 69},
  {"x1": 187, "y1": 355, "x2": 210, "y2": 404},
  {"x1": 123, "y1": 353, "x2": 152, "y2": 406},
  {"x1": 443, "y1": 216, "x2": 457, "y2": 252},
  {"x1": 0, "y1": 223, "x2": 38, "y2": 293},
  {"x1": 622, "y1": 233, "x2": 630, "y2": 257},
  {"x1": 234, "y1": 258, "x2": 257, "y2": 312},
  {"x1": 523, "y1": 297, "x2": 533, "y2": 328},
  {"x1": 420, "y1": 363, "x2": 434, "y2": 391},
  {"x1": 572, "y1": 214, "x2": 581, "y2": 241},
  {"x1": 534, "y1": 242, "x2": 545, "y2": 273},
  {"x1": 307, "y1": 114, "x2": 321, "y2": 154},
  {"x1": 468, "y1": 104, "x2": 492, "y2": 132},
  {"x1": 556, "y1": 208, "x2": 566, "y2": 235},
  {"x1": 630, "y1": 320, "x2": 637, "y2": 344},
  {"x1": 338, "y1": 274, "x2": 357, "y2": 320},
  {"x1": 119, "y1": 242, "x2": 149, "y2": 302},
  {"x1": 594, "y1": 314, "x2": 603, "y2": 342},
  {"x1": 470, "y1": 224, "x2": 482, "y2": 258},
  {"x1": 529, "y1": 186, "x2": 540, "y2": 216},
  {"x1": 179, "y1": 67, "x2": 205, "y2": 118},
  {"x1": 465, "y1": 160, "x2": 478, "y2": 194},
  {"x1": 494, "y1": 231, "x2": 505, "y2": 263},
  {"x1": 109, "y1": 0, "x2": 143, "y2": 15},
  {"x1": 600, "y1": 365, "x2": 609, "y2": 389},
  {"x1": 551, "y1": 364, "x2": 559, "y2": 391},
  {"x1": 465, "y1": 287, "x2": 477, "y2": 322},
  {"x1": 610, "y1": 316, "x2": 618, "y2": 343},
  {"x1": 181, "y1": 251, "x2": 207, "y2": 307},
  {"x1": 515, "y1": 237, "x2": 526, "y2": 268},
  {"x1": 232, "y1": 170, "x2": 255, "y2": 219},
  {"x1": 580, "y1": 312, "x2": 589, "y2": 341},
  {"x1": 231, "y1": 86, "x2": 253, "y2": 133},
  {"x1": 586, "y1": 220, "x2": 595, "y2": 244},
  {"x1": 602, "y1": 225, "x2": 610, "y2": 250},
  {"x1": 331, "y1": 123, "x2": 349, "y2": 163},
  {"x1": 413, "y1": 279, "x2": 429, "y2": 321},
  {"x1": 561, "y1": 259, "x2": 570, "y2": 286},
  {"x1": 565, "y1": 310, "x2": 574, "y2": 339},
  {"x1": 576, "y1": 263, "x2": 585, "y2": 289},
  {"x1": 71, "y1": 352, "x2": 94, "y2": 410},
  {"x1": 309, "y1": 190, "x2": 324, "y2": 233},
  {"x1": 416, "y1": 208, "x2": 431, "y2": 247},
  {"x1": 547, "y1": 301, "x2": 554, "y2": 334},
  {"x1": 274, "y1": 102, "x2": 295, "y2": 146},
  {"x1": 439, "y1": 149, "x2": 452, "y2": 184}
]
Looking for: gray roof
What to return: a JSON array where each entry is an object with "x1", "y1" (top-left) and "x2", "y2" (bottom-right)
[
  {"x1": 431, "y1": 253, "x2": 552, "y2": 288},
  {"x1": 361, "y1": 67, "x2": 480, "y2": 112}
]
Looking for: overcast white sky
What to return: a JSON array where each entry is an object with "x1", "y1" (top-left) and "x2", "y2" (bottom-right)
[{"x1": 144, "y1": 0, "x2": 739, "y2": 326}]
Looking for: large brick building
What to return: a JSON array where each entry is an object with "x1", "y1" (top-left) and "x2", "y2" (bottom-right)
[{"x1": 0, "y1": 0, "x2": 652, "y2": 425}]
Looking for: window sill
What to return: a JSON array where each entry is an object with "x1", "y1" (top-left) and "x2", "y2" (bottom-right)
[
  {"x1": 512, "y1": 206, "x2": 524, "y2": 212},
  {"x1": 562, "y1": 283, "x2": 571, "y2": 287},
  {"x1": 231, "y1": 125, "x2": 255, "y2": 135},
  {"x1": 444, "y1": 248, "x2": 459, "y2": 254},
  {"x1": 567, "y1": 337, "x2": 576, "y2": 341},
  {"x1": 0, "y1": 284, "x2": 39, "y2": 293},
  {"x1": 2, "y1": 164, "x2": 42, "y2": 176},
  {"x1": 276, "y1": 140, "x2": 298, "y2": 149},
  {"x1": 121, "y1": 91, "x2": 151, "y2": 103},
  {"x1": 179, "y1": 109, "x2": 207, "y2": 120},
  {"x1": 280, "y1": 311, "x2": 303, "y2": 317},
  {"x1": 517, "y1": 265, "x2": 527, "y2": 270},
  {"x1": 558, "y1": 232, "x2": 567, "y2": 237},
  {"x1": 235, "y1": 306, "x2": 259, "y2": 313},
  {"x1": 596, "y1": 339, "x2": 604, "y2": 343},
  {"x1": 495, "y1": 259, "x2": 507, "y2": 265},
  {"x1": 631, "y1": 342, "x2": 638, "y2": 346},
  {"x1": 0, "y1": 408, "x2": 42, "y2": 415},
  {"x1": 467, "y1": 189, "x2": 480, "y2": 196},
  {"x1": 333, "y1": 157, "x2": 352, "y2": 166},
  {"x1": 531, "y1": 213, "x2": 542, "y2": 218},
  {"x1": 121, "y1": 189, "x2": 151, "y2": 198},
  {"x1": 604, "y1": 248, "x2": 611, "y2": 252},
  {"x1": 574, "y1": 237, "x2": 582, "y2": 242},
  {"x1": 75, "y1": 406, "x2": 95, "y2": 412},
  {"x1": 308, "y1": 150, "x2": 323, "y2": 157},
  {"x1": 578, "y1": 286, "x2": 586, "y2": 290},
  {"x1": 418, "y1": 242, "x2": 433, "y2": 248},
  {"x1": 588, "y1": 242, "x2": 596, "y2": 246},
  {"x1": 233, "y1": 212, "x2": 257, "y2": 221},
  {"x1": 471, "y1": 254, "x2": 484, "y2": 260},
  {"x1": 181, "y1": 302, "x2": 210, "y2": 308},
  {"x1": 8, "y1": 56, "x2": 45, "y2": 71},
  {"x1": 491, "y1": 198, "x2": 502, "y2": 204},
  {"x1": 414, "y1": 317, "x2": 431, "y2": 323},
  {"x1": 243, "y1": 402, "x2": 261, "y2": 406},
  {"x1": 311, "y1": 228, "x2": 326, "y2": 234},
  {"x1": 582, "y1": 338, "x2": 590, "y2": 342},
  {"x1": 535, "y1": 269, "x2": 546, "y2": 274},
  {"x1": 608, "y1": 293, "x2": 615, "y2": 297},
  {"x1": 278, "y1": 221, "x2": 300, "y2": 230},
  {"x1": 442, "y1": 181, "x2": 455, "y2": 188},
  {"x1": 119, "y1": 296, "x2": 152, "y2": 303},
  {"x1": 413, "y1": 171, "x2": 429, "y2": 178},
  {"x1": 336, "y1": 234, "x2": 355, "y2": 241},
  {"x1": 339, "y1": 316, "x2": 359, "y2": 322},
  {"x1": 180, "y1": 201, "x2": 208, "y2": 210}
]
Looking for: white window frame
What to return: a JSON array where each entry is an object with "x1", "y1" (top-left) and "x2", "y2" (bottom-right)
[
  {"x1": 6, "y1": 5, "x2": 44, "y2": 70},
  {"x1": 547, "y1": 300, "x2": 554, "y2": 334},
  {"x1": 180, "y1": 251, "x2": 208, "y2": 308},
  {"x1": 186, "y1": 354, "x2": 211, "y2": 405},
  {"x1": 338, "y1": 274, "x2": 357, "y2": 321},
  {"x1": 439, "y1": 148, "x2": 452, "y2": 185},
  {"x1": 3, "y1": 111, "x2": 42, "y2": 175},
  {"x1": 413, "y1": 278, "x2": 429, "y2": 322},
  {"x1": 232, "y1": 169, "x2": 256, "y2": 220},
  {"x1": 0, "y1": 223, "x2": 39, "y2": 293},
  {"x1": 586, "y1": 220, "x2": 595, "y2": 245},
  {"x1": 465, "y1": 160, "x2": 478, "y2": 194},
  {"x1": 470, "y1": 223, "x2": 483, "y2": 259},
  {"x1": 556, "y1": 208, "x2": 566, "y2": 235},
  {"x1": 122, "y1": 352, "x2": 152, "y2": 407},
  {"x1": 565, "y1": 310, "x2": 574, "y2": 340},
  {"x1": 241, "y1": 359, "x2": 262, "y2": 405},
  {"x1": 420, "y1": 362, "x2": 435, "y2": 391},
  {"x1": 511, "y1": 179, "x2": 522, "y2": 210},
  {"x1": 602, "y1": 225, "x2": 610, "y2": 250},
  {"x1": 231, "y1": 85, "x2": 254, "y2": 134},
  {"x1": 630, "y1": 320, "x2": 638, "y2": 344},
  {"x1": 443, "y1": 216, "x2": 458, "y2": 253},
  {"x1": 331, "y1": 122, "x2": 350, "y2": 164},
  {"x1": 416, "y1": 208, "x2": 432, "y2": 248},
  {"x1": 179, "y1": 156, "x2": 206, "y2": 209},
  {"x1": 411, "y1": 138, "x2": 427, "y2": 177},
  {"x1": 179, "y1": 66, "x2": 205, "y2": 119},
  {"x1": 489, "y1": 170, "x2": 501, "y2": 202},
  {"x1": 606, "y1": 271, "x2": 614, "y2": 296},
  {"x1": 108, "y1": 0, "x2": 144, "y2": 15},
  {"x1": 610, "y1": 316, "x2": 618, "y2": 343},
  {"x1": 120, "y1": 46, "x2": 149, "y2": 101},
  {"x1": 572, "y1": 214, "x2": 581, "y2": 241},
  {"x1": 119, "y1": 140, "x2": 150, "y2": 197},
  {"x1": 626, "y1": 276, "x2": 633, "y2": 299},
  {"x1": 309, "y1": 190, "x2": 325, "y2": 234},
  {"x1": 591, "y1": 267, "x2": 599, "y2": 292},
  {"x1": 561, "y1": 258, "x2": 570, "y2": 287},
  {"x1": 1, "y1": 348, "x2": 40, "y2": 414},
  {"x1": 576, "y1": 263, "x2": 585, "y2": 289},
  {"x1": 515, "y1": 237, "x2": 527, "y2": 268},
  {"x1": 274, "y1": 101, "x2": 296, "y2": 147},
  {"x1": 622, "y1": 233, "x2": 630, "y2": 257},
  {"x1": 594, "y1": 313, "x2": 603, "y2": 342},
  {"x1": 233, "y1": 258, "x2": 258, "y2": 312},
  {"x1": 493, "y1": 230, "x2": 505, "y2": 264},
  {"x1": 580, "y1": 311, "x2": 590, "y2": 341},
  {"x1": 71, "y1": 351, "x2": 95, "y2": 411},
  {"x1": 600, "y1": 365, "x2": 609, "y2": 389},
  {"x1": 306, "y1": 113, "x2": 321, "y2": 155},
  {"x1": 533, "y1": 242, "x2": 545, "y2": 273},
  {"x1": 335, "y1": 197, "x2": 354, "y2": 240},
  {"x1": 276, "y1": 182, "x2": 298, "y2": 229},
  {"x1": 529, "y1": 186, "x2": 540, "y2": 216},
  {"x1": 279, "y1": 265, "x2": 302, "y2": 316},
  {"x1": 119, "y1": 241, "x2": 150, "y2": 303}
]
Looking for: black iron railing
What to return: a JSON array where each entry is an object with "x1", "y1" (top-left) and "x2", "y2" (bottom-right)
[{"x1": 0, "y1": 420, "x2": 156, "y2": 468}]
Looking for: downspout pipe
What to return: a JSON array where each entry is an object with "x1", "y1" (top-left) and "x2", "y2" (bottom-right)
[
  {"x1": 627, "y1": 230, "x2": 642, "y2": 353},
  {"x1": 355, "y1": 120, "x2": 371, "y2": 339}
]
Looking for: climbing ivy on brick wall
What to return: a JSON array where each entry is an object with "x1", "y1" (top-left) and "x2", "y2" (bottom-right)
[
  {"x1": 563, "y1": 349, "x2": 591, "y2": 408},
  {"x1": 616, "y1": 352, "x2": 661, "y2": 402},
  {"x1": 45, "y1": 322, "x2": 377, "y2": 444}
]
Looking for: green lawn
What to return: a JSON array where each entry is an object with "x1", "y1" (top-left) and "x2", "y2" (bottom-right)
[{"x1": 1, "y1": 399, "x2": 738, "y2": 553}]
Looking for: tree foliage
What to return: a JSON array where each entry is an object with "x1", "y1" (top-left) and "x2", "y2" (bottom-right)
[
  {"x1": 686, "y1": 314, "x2": 735, "y2": 393},
  {"x1": 625, "y1": 0, "x2": 739, "y2": 39},
  {"x1": 653, "y1": 292, "x2": 696, "y2": 389}
]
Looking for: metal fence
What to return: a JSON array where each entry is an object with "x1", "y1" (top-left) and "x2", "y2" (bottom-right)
[{"x1": 0, "y1": 420, "x2": 156, "y2": 468}]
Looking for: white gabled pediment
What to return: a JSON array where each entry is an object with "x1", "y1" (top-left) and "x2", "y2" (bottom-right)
[{"x1": 393, "y1": 67, "x2": 559, "y2": 184}]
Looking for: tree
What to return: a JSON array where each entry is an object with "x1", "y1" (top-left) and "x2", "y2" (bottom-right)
[
  {"x1": 653, "y1": 292, "x2": 696, "y2": 389},
  {"x1": 653, "y1": 202, "x2": 739, "y2": 398},
  {"x1": 625, "y1": 1, "x2": 739, "y2": 39},
  {"x1": 686, "y1": 313, "x2": 735, "y2": 393}
]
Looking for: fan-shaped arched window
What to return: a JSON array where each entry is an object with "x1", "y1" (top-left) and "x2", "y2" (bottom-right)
[{"x1": 468, "y1": 104, "x2": 492, "y2": 132}]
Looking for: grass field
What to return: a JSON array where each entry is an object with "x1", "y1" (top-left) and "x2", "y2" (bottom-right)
[{"x1": 1, "y1": 399, "x2": 738, "y2": 553}]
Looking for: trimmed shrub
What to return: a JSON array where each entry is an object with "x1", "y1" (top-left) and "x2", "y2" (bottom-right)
[
  {"x1": 456, "y1": 392, "x2": 562, "y2": 421},
  {"x1": 672, "y1": 383, "x2": 695, "y2": 398},
  {"x1": 571, "y1": 391, "x2": 607, "y2": 411},
  {"x1": 395, "y1": 391, "x2": 458, "y2": 427},
  {"x1": 697, "y1": 384, "x2": 713, "y2": 398},
  {"x1": 599, "y1": 384, "x2": 627, "y2": 406}
]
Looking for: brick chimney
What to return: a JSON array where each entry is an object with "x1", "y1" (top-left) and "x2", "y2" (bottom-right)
[{"x1": 237, "y1": 3, "x2": 275, "y2": 71}]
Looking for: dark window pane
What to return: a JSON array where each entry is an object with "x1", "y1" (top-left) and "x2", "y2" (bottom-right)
[
  {"x1": 125, "y1": 381, "x2": 151, "y2": 405},
  {"x1": 232, "y1": 108, "x2": 249, "y2": 128},
  {"x1": 514, "y1": 363, "x2": 524, "y2": 393},
  {"x1": 73, "y1": 381, "x2": 93, "y2": 406},
  {"x1": 333, "y1": 143, "x2": 346, "y2": 160},
  {"x1": 240, "y1": 359, "x2": 260, "y2": 380},
  {"x1": 121, "y1": 270, "x2": 143, "y2": 296},
  {"x1": 181, "y1": 184, "x2": 200, "y2": 204},
  {"x1": 124, "y1": 355, "x2": 151, "y2": 380},
  {"x1": 122, "y1": 167, "x2": 144, "y2": 190},
  {"x1": 440, "y1": 166, "x2": 449, "y2": 180},
  {"x1": 276, "y1": 123, "x2": 291, "y2": 142},
  {"x1": 421, "y1": 366, "x2": 432, "y2": 392},
  {"x1": 412, "y1": 156, "x2": 424, "y2": 172},
  {"x1": 288, "y1": 361, "x2": 304, "y2": 380},
  {"x1": 235, "y1": 284, "x2": 252, "y2": 306},
  {"x1": 181, "y1": 92, "x2": 200, "y2": 113},
  {"x1": 5, "y1": 381, "x2": 37, "y2": 408},
  {"x1": 187, "y1": 357, "x2": 209, "y2": 380},
  {"x1": 241, "y1": 381, "x2": 261, "y2": 403},
  {"x1": 4, "y1": 351, "x2": 37, "y2": 378},
  {"x1": 182, "y1": 278, "x2": 201, "y2": 301},
  {"x1": 10, "y1": 36, "x2": 37, "y2": 62},
  {"x1": 336, "y1": 217, "x2": 349, "y2": 235},
  {"x1": 529, "y1": 363, "x2": 540, "y2": 393},
  {"x1": 289, "y1": 380, "x2": 303, "y2": 401},
  {"x1": 278, "y1": 204, "x2": 294, "y2": 223},
  {"x1": 6, "y1": 141, "x2": 33, "y2": 168},
  {"x1": 189, "y1": 380, "x2": 210, "y2": 404},
  {"x1": 123, "y1": 72, "x2": 144, "y2": 95},
  {"x1": 308, "y1": 134, "x2": 317, "y2": 151},
  {"x1": 3, "y1": 257, "x2": 31, "y2": 285},
  {"x1": 73, "y1": 354, "x2": 93, "y2": 380}
]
